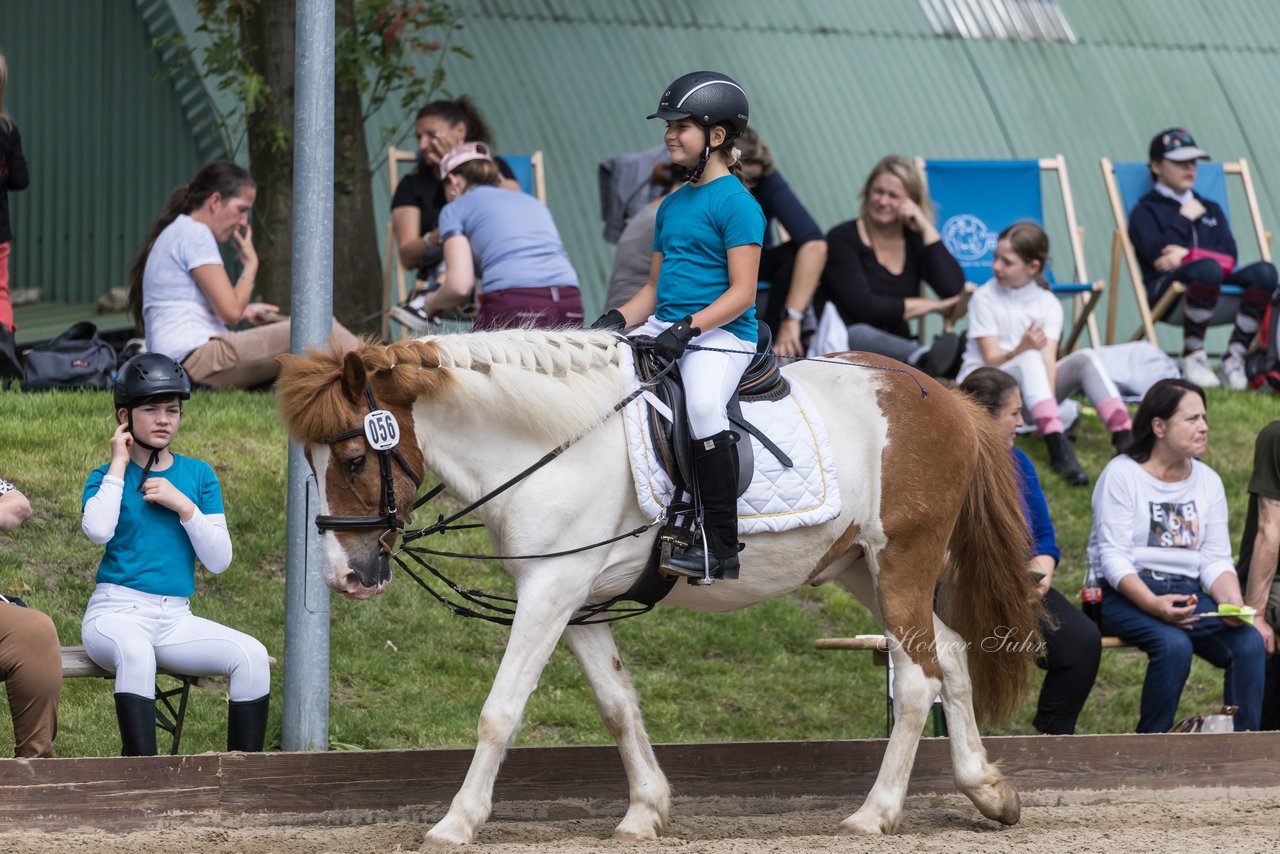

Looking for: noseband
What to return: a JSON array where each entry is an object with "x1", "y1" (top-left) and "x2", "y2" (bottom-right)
[{"x1": 313, "y1": 384, "x2": 422, "y2": 538}]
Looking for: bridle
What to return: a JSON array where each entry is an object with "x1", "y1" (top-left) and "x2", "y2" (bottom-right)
[{"x1": 313, "y1": 384, "x2": 422, "y2": 542}]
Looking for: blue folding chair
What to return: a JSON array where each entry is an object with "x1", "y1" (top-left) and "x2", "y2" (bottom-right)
[
  {"x1": 1101, "y1": 157, "x2": 1272, "y2": 346},
  {"x1": 500, "y1": 152, "x2": 546, "y2": 203},
  {"x1": 918, "y1": 157, "x2": 1103, "y2": 353}
]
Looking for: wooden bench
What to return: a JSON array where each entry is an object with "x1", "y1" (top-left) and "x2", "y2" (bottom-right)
[
  {"x1": 815, "y1": 634, "x2": 1134, "y2": 737},
  {"x1": 61, "y1": 645, "x2": 276, "y2": 755}
]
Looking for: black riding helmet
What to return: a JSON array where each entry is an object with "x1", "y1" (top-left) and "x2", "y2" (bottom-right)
[
  {"x1": 115, "y1": 352, "x2": 192, "y2": 411},
  {"x1": 114, "y1": 352, "x2": 192, "y2": 490},
  {"x1": 648, "y1": 71, "x2": 749, "y2": 184}
]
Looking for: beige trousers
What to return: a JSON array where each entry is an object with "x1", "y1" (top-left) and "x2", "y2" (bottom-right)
[
  {"x1": 182, "y1": 320, "x2": 360, "y2": 389},
  {"x1": 0, "y1": 603, "x2": 62, "y2": 758}
]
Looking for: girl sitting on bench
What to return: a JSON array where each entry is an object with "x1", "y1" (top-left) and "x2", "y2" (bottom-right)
[{"x1": 80, "y1": 353, "x2": 271, "y2": 755}]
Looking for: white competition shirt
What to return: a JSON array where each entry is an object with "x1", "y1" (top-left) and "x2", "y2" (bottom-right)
[
  {"x1": 957, "y1": 278, "x2": 1063, "y2": 381},
  {"x1": 142, "y1": 215, "x2": 229, "y2": 361}
]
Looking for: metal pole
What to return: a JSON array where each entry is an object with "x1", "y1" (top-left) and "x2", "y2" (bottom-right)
[{"x1": 283, "y1": 0, "x2": 335, "y2": 752}]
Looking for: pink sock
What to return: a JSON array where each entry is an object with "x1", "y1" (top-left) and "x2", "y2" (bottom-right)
[
  {"x1": 1030, "y1": 399, "x2": 1064, "y2": 436},
  {"x1": 1096, "y1": 397, "x2": 1132, "y2": 433}
]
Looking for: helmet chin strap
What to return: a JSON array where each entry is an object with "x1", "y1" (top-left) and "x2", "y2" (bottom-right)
[
  {"x1": 125, "y1": 410, "x2": 170, "y2": 492},
  {"x1": 687, "y1": 127, "x2": 733, "y2": 185}
]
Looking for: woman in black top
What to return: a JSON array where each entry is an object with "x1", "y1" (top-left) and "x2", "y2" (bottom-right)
[{"x1": 818, "y1": 155, "x2": 966, "y2": 377}]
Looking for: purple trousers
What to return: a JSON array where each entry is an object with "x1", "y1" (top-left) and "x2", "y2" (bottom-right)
[{"x1": 472, "y1": 286, "x2": 584, "y2": 331}]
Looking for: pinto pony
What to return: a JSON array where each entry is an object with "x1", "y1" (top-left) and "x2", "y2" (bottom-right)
[{"x1": 276, "y1": 329, "x2": 1039, "y2": 845}]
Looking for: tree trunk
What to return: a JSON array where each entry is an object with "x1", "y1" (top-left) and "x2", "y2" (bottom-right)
[
  {"x1": 241, "y1": 0, "x2": 380, "y2": 333},
  {"x1": 240, "y1": 3, "x2": 296, "y2": 311},
  {"x1": 331, "y1": 0, "x2": 383, "y2": 333}
]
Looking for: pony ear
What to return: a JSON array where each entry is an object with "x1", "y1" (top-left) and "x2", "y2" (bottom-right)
[{"x1": 341, "y1": 351, "x2": 367, "y2": 405}]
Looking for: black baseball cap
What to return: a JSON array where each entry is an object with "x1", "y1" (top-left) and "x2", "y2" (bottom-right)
[{"x1": 1149, "y1": 127, "x2": 1210, "y2": 162}]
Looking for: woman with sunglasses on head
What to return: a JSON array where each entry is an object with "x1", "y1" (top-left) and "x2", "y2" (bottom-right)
[
  {"x1": 389, "y1": 96, "x2": 523, "y2": 331},
  {"x1": 413, "y1": 142, "x2": 582, "y2": 330}
]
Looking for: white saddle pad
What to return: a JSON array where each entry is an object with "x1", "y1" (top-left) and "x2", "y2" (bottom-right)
[{"x1": 619, "y1": 349, "x2": 842, "y2": 535}]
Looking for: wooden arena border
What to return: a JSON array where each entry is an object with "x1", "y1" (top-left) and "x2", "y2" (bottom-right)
[{"x1": 3, "y1": 733, "x2": 1279, "y2": 832}]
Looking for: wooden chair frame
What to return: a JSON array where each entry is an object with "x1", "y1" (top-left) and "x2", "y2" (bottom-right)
[
  {"x1": 380, "y1": 147, "x2": 545, "y2": 339},
  {"x1": 1100, "y1": 156, "x2": 1273, "y2": 346},
  {"x1": 916, "y1": 155, "x2": 1104, "y2": 355}
]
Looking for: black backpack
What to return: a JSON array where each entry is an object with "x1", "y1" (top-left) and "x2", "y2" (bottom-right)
[{"x1": 21, "y1": 321, "x2": 118, "y2": 392}]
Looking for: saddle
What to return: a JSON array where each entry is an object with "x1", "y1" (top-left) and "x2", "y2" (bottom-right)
[{"x1": 634, "y1": 322, "x2": 793, "y2": 500}]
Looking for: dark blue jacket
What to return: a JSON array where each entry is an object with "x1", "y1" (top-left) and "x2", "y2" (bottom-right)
[
  {"x1": 751, "y1": 169, "x2": 823, "y2": 249},
  {"x1": 1128, "y1": 189, "x2": 1236, "y2": 285},
  {"x1": 1014, "y1": 448, "x2": 1059, "y2": 566}
]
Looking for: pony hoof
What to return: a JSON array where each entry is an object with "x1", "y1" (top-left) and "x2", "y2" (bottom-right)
[
  {"x1": 422, "y1": 821, "x2": 473, "y2": 847},
  {"x1": 612, "y1": 825, "x2": 660, "y2": 842},
  {"x1": 838, "y1": 811, "x2": 895, "y2": 836},
  {"x1": 970, "y1": 780, "x2": 1021, "y2": 826}
]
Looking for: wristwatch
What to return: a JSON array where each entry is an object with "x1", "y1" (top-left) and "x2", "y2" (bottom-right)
[{"x1": 784, "y1": 307, "x2": 805, "y2": 322}]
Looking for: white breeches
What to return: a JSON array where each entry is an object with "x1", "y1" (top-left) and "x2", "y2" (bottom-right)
[
  {"x1": 81, "y1": 583, "x2": 271, "y2": 700},
  {"x1": 1094, "y1": 341, "x2": 1182, "y2": 399},
  {"x1": 632, "y1": 317, "x2": 754, "y2": 438},
  {"x1": 1000, "y1": 348, "x2": 1121, "y2": 410}
]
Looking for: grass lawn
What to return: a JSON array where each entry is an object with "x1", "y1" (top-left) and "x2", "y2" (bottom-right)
[{"x1": 1, "y1": 385, "x2": 1277, "y2": 757}]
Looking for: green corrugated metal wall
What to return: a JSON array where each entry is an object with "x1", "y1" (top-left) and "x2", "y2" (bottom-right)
[
  {"x1": 366, "y1": 0, "x2": 1280, "y2": 348},
  {"x1": 10, "y1": 0, "x2": 1280, "y2": 350},
  {"x1": 3, "y1": 0, "x2": 205, "y2": 304}
]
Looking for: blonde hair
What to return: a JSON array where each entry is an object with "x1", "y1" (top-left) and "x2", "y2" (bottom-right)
[
  {"x1": 997, "y1": 221, "x2": 1051, "y2": 290},
  {"x1": 858, "y1": 155, "x2": 935, "y2": 224},
  {"x1": 0, "y1": 51, "x2": 10, "y2": 130}
]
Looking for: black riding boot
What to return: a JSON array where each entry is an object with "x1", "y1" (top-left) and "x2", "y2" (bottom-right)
[
  {"x1": 1045, "y1": 432, "x2": 1089, "y2": 486},
  {"x1": 114, "y1": 692, "x2": 157, "y2": 757},
  {"x1": 662, "y1": 430, "x2": 742, "y2": 580},
  {"x1": 227, "y1": 695, "x2": 270, "y2": 752}
]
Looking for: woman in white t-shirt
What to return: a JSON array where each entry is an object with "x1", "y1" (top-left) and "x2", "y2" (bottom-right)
[
  {"x1": 1088, "y1": 379, "x2": 1264, "y2": 732},
  {"x1": 956, "y1": 222, "x2": 1133, "y2": 486},
  {"x1": 125, "y1": 161, "x2": 358, "y2": 389}
]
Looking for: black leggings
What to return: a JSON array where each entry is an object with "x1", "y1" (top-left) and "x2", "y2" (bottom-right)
[{"x1": 1034, "y1": 587, "x2": 1102, "y2": 734}]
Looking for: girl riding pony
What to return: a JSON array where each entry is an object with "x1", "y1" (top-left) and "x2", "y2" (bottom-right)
[{"x1": 592, "y1": 70, "x2": 765, "y2": 581}]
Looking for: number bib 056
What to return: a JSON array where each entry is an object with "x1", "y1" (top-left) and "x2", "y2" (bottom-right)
[{"x1": 364, "y1": 410, "x2": 400, "y2": 450}]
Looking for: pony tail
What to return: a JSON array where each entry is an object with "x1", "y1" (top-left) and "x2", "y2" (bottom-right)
[
  {"x1": 126, "y1": 184, "x2": 191, "y2": 331},
  {"x1": 1035, "y1": 271, "x2": 1050, "y2": 291},
  {"x1": 941, "y1": 396, "x2": 1042, "y2": 725},
  {"x1": 725, "y1": 144, "x2": 753, "y2": 187}
]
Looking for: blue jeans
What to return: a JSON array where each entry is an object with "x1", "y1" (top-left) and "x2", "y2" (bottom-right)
[{"x1": 1101, "y1": 571, "x2": 1265, "y2": 732}]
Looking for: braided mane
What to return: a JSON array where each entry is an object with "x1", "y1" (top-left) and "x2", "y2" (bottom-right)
[{"x1": 276, "y1": 329, "x2": 634, "y2": 445}]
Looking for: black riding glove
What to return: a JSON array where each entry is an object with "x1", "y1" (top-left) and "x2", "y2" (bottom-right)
[
  {"x1": 589, "y1": 309, "x2": 627, "y2": 332},
  {"x1": 653, "y1": 316, "x2": 700, "y2": 361}
]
